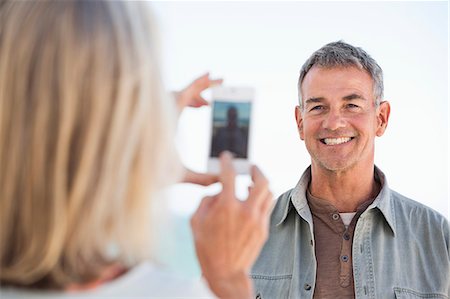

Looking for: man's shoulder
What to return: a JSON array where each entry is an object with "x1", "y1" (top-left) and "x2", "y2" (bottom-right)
[
  {"x1": 389, "y1": 188, "x2": 449, "y2": 230},
  {"x1": 268, "y1": 188, "x2": 295, "y2": 226},
  {"x1": 390, "y1": 189, "x2": 446, "y2": 217},
  {"x1": 274, "y1": 188, "x2": 294, "y2": 207}
]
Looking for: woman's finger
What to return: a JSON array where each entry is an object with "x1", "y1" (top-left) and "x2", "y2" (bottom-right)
[{"x1": 218, "y1": 151, "x2": 236, "y2": 202}]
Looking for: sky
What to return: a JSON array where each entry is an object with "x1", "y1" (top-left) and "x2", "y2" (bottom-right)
[
  {"x1": 150, "y1": 0, "x2": 448, "y2": 277},
  {"x1": 213, "y1": 101, "x2": 251, "y2": 125}
]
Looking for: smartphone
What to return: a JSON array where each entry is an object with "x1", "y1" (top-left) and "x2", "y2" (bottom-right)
[{"x1": 208, "y1": 86, "x2": 254, "y2": 174}]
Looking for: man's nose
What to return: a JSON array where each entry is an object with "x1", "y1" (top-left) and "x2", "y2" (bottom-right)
[{"x1": 322, "y1": 109, "x2": 346, "y2": 131}]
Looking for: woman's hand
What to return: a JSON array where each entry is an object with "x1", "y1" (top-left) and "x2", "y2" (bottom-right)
[
  {"x1": 190, "y1": 152, "x2": 273, "y2": 299},
  {"x1": 175, "y1": 72, "x2": 222, "y2": 186},
  {"x1": 182, "y1": 168, "x2": 219, "y2": 186},
  {"x1": 174, "y1": 73, "x2": 223, "y2": 112}
]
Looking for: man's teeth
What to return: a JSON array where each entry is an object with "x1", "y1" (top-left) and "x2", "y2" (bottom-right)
[{"x1": 323, "y1": 137, "x2": 352, "y2": 145}]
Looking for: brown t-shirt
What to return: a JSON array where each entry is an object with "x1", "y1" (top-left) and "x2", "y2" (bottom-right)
[{"x1": 307, "y1": 190, "x2": 374, "y2": 299}]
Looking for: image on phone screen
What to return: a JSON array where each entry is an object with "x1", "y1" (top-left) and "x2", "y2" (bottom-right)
[{"x1": 210, "y1": 101, "x2": 251, "y2": 159}]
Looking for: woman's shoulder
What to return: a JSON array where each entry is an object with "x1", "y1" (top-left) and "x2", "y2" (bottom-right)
[{"x1": 0, "y1": 262, "x2": 216, "y2": 299}]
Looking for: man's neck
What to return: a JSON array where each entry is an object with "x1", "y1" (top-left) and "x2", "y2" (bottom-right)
[{"x1": 309, "y1": 162, "x2": 379, "y2": 212}]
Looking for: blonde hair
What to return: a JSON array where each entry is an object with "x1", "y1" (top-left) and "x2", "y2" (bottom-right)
[{"x1": 0, "y1": 1, "x2": 180, "y2": 289}]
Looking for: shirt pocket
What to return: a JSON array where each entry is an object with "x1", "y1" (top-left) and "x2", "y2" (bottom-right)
[
  {"x1": 394, "y1": 287, "x2": 448, "y2": 299},
  {"x1": 251, "y1": 274, "x2": 292, "y2": 299}
]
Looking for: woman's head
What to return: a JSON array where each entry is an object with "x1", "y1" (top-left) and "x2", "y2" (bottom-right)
[{"x1": 0, "y1": 1, "x2": 179, "y2": 289}]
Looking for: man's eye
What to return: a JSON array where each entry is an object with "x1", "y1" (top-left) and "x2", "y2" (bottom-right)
[
  {"x1": 310, "y1": 105, "x2": 323, "y2": 111},
  {"x1": 347, "y1": 104, "x2": 359, "y2": 109}
]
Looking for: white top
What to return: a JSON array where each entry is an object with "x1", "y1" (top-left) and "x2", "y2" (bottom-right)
[
  {"x1": 0, "y1": 262, "x2": 216, "y2": 298},
  {"x1": 339, "y1": 212, "x2": 356, "y2": 227}
]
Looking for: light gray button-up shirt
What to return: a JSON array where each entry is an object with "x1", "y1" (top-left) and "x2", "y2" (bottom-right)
[{"x1": 251, "y1": 166, "x2": 450, "y2": 299}]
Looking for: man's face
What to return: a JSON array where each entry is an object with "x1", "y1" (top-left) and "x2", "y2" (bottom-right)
[{"x1": 296, "y1": 66, "x2": 390, "y2": 172}]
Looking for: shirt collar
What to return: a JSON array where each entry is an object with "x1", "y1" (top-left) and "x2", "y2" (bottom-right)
[
  {"x1": 276, "y1": 166, "x2": 397, "y2": 236},
  {"x1": 368, "y1": 166, "x2": 396, "y2": 235},
  {"x1": 275, "y1": 167, "x2": 311, "y2": 226}
]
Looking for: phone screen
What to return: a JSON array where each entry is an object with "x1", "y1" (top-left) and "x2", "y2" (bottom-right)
[{"x1": 210, "y1": 101, "x2": 252, "y2": 159}]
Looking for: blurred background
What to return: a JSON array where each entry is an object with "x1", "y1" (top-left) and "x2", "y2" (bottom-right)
[{"x1": 150, "y1": 1, "x2": 449, "y2": 278}]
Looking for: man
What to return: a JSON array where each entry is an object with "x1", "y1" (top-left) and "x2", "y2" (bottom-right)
[{"x1": 251, "y1": 41, "x2": 450, "y2": 299}]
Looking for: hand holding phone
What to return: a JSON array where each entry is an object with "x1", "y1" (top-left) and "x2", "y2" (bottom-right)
[
  {"x1": 174, "y1": 73, "x2": 223, "y2": 111},
  {"x1": 191, "y1": 152, "x2": 273, "y2": 299}
]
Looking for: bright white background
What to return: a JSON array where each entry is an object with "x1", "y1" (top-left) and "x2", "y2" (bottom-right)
[{"x1": 151, "y1": 1, "x2": 449, "y2": 276}]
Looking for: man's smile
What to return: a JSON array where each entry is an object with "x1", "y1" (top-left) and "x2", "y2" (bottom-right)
[{"x1": 319, "y1": 137, "x2": 355, "y2": 145}]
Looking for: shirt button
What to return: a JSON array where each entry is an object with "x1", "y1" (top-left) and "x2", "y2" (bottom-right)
[
  {"x1": 304, "y1": 283, "x2": 312, "y2": 291},
  {"x1": 332, "y1": 213, "x2": 340, "y2": 221},
  {"x1": 256, "y1": 293, "x2": 262, "y2": 299},
  {"x1": 343, "y1": 233, "x2": 350, "y2": 240},
  {"x1": 341, "y1": 255, "x2": 349, "y2": 262}
]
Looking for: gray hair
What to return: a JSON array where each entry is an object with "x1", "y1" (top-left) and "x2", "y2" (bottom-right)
[{"x1": 298, "y1": 41, "x2": 383, "y2": 109}]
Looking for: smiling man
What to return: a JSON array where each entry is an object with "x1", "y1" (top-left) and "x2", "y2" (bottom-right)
[{"x1": 251, "y1": 41, "x2": 450, "y2": 299}]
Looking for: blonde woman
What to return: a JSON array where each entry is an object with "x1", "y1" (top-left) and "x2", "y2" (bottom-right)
[{"x1": 0, "y1": 1, "x2": 272, "y2": 298}]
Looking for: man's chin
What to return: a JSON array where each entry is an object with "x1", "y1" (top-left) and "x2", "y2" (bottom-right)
[{"x1": 315, "y1": 159, "x2": 356, "y2": 173}]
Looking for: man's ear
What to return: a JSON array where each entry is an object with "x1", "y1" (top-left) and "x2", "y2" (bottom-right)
[
  {"x1": 295, "y1": 106, "x2": 304, "y2": 140},
  {"x1": 376, "y1": 101, "x2": 391, "y2": 137}
]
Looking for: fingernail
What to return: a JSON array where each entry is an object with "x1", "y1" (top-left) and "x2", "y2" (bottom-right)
[{"x1": 221, "y1": 151, "x2": 232, "y2": 159}]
